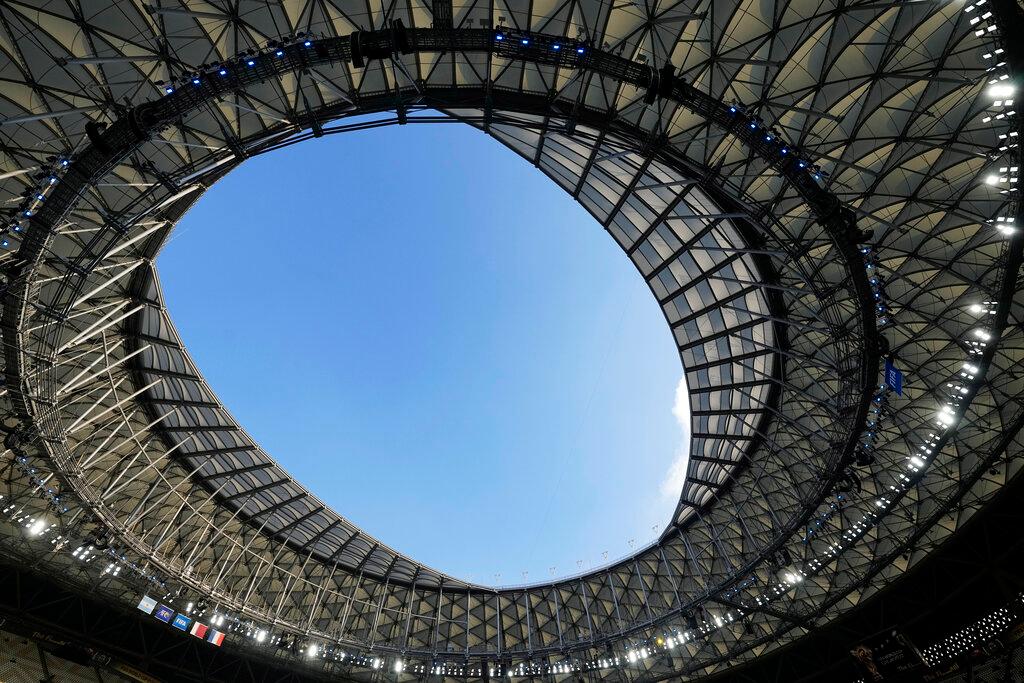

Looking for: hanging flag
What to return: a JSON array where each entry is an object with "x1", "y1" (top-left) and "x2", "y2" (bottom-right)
[
  {"x1": 190, "y1": 622, "x2": 208, "y2": 639},
  {"x1": 884, "y1": 357, "x2": 903, "y2": 396},
  {"x1": 207, "y1": 629, "x2": 225, "y2": 647},
  {"x1": 136, "y1": 596, "x2": 157, "y2": 615},
  {"x1": 172, "y1": 614, "x2": 192, "y2": 631},
  {"x1": 153, "y1": 605, "x2": 174, "y2": 623}
]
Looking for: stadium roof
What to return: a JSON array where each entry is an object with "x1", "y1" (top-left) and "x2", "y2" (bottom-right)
[{"x1": 0, "y1": 0, "x2": 1021, "y2": 679}]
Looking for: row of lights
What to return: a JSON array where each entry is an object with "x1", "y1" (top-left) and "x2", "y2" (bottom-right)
[
  {"x1": 1, "y1": 157, "x2": 69, "y2": 251},
  {"x1": 726, "y1": 102, "x2": 825, "y2": 182},
  {"x1": 493, "y1": 30, "x2": 587, "y2": 55},
  {"x1": 921, "y1": 593, "x2": 1024, "y2": 665},
  {"x1": 159, "y1": 34, "x2": 316, "y2": 96},
  {"x1": 711, "y1": 0, "x2": 1021, "y2": 630}
]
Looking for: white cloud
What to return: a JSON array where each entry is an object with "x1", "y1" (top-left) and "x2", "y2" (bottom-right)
[{"x1": 660, "y1": 374, "x2": 691, "y2": 499}]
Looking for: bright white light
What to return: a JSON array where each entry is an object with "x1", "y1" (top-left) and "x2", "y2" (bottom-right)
[
  {"x1": 911, "y1": 456, "x2": 926, "y2": 468},
  {"x1": 970, "y1": 304, "x2": 984, "y2": 314},
  {"x1": 394, "y1": 660, "x2": 404, "y2": 673},
  {"x1": 308, "y1": 645, "x2": 319, "y2": 658},
  {"x1": 28, "y1": 519, "x2": 47, "y2": 536},
  {"x1": 989, "y1": 83, "x2": 1015, "y2": 98},
  {"x1": 986, "y1": 175, "x2": 1000, "y2": 185},
  {"x1": 256, "y1": 630, "x2": 266, "y2": 643},
  {"x1": 974, "y1": 329, "x2": 991, "y2": 340}
]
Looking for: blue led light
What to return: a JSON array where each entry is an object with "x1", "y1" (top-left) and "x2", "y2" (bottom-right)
[
  {"x1": 247, "y1": 59, "x2": 255, "y2": 66},
  {"x1": 48, "y1": 176, "x2": 56, "y2": 184},
  {"x1": 813, "y1": 173, "x2": 821, "y2": 180},
  {"x1": 276, "y1": 50, "x2": 284, "y2": 57},
  {"x1": 749, "y1": 122, "x2": 756, "y2": 129},
  {"x1": 23, "y1": 210, "x2": 31, "y2": 217},
  {"x1": 496, "y1": 33, "x2": 504, "y2": 40},
  {"x1": 522, "y1": 38, "x2": 529, "y2": 45},
  {"x1": 192, "y1": 77, "x2": 201, "y2": 85},
  {"x1": 780, "y1": 147, "x2": 787, "y2": 154},
  {"x1": 35, "y1": 194, "x2": 43, "y2": 201},
  {"x1": 798, "y1": 161, "x2": 805, "y2": 168},
  {"x1": 765, "y1": 135, "x2": 771, "y2": 141},
  {"x1": 1, "y1": 240, "x2": 8, "y2": 249},
  {"x1": 12, "y1": 224, "x2": 20, "y2": 232},
  {"x1": 576, "y1": 47, "x2": 584, "y2": 54},
  {"x1": 219, "y1": 68, "x2": 228, "y2": 76},
  {"x1": 553, "y1": 44, "x2": 561, "y2": 50},
  {"x1": 165, "y1": 86, "x2": 174, "y2": 94},
  {"x1": 304, "y1": 40, "x2": 312, "y2": 47}
]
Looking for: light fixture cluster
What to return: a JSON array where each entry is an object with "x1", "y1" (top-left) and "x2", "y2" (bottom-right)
[
  {"x1": 972, "y1": 2, "x2": 1020, "y2": 166},
  {"x1": 852, "y1": 386, "x2": 894, "y2": 468},
  {"x1": 155, "y1": 32, "x2": 317, "y2": 96},
  {"x1": 725, "y1": 102, "x2": 825, "y2": 183},
  {"x1": 861, "y1": 246, "x2": 890, "y2": 326},
  {"x1": 0, "y1": 156, "x2": 69, "y2": 251},
  {"x1": 921, "y1": 593, "x2": 1024, "y2": 665},
  {"x1": 493, "y1": 28, "x2": 587, "y2": 56},
  {"x1": 764, "y1": 0, "x2": 1020, "y2": 599}
]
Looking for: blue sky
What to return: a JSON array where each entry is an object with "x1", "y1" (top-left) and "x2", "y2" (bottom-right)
[{"x1": 158, "y1": 118, "x2": 688, "y2": 586}]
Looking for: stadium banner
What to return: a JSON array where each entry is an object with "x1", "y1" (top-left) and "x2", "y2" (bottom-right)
[
  {"x1": 136, "y1": 595, "x2": 157, "y2": 615},
  {"x1": 207, "y1": 629, "x2": 225, "y2": 647},
  {"x1": 884, "y1": 358, "x2": 903, "y2": 396},
  {"x1": 171, "y1": 614, "x2": 192, "y2": 631},
  {"x1": 153, "y1": 605, "x2": 174, "y2": 623},
  {"x1": 850, "y1": 628, "x2": 927, "y2": 681},
  {"x1": 190, "y1": 622, "x2": 208, "y2": 639}
]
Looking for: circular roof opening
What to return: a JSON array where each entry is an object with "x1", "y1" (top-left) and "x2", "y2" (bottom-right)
[{"x1": 157, "y1": 123, "x2": 689, "y2": 584}]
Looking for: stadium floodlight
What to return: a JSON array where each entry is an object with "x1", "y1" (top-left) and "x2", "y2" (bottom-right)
[
  {"x1": 988, "y1": 83, "x2": 1015, "y2": 98},
  {"x1": 937, "y1": 406, "x2": 958, "y2": 426}
]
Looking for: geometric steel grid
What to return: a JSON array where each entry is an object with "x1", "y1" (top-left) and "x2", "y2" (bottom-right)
[{"x1": 0, "y1": 0, "x2": 1021, "y2": 680}]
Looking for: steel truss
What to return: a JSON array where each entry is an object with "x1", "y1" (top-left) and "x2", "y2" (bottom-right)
[{"x1": 0, "y1": 0, "x2": 1020, "y2": 681}]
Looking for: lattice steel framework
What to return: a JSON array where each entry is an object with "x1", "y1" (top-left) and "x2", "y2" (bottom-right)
[{"x1": 0, "y1": 0, "x2": 1021, "y2": 681}]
